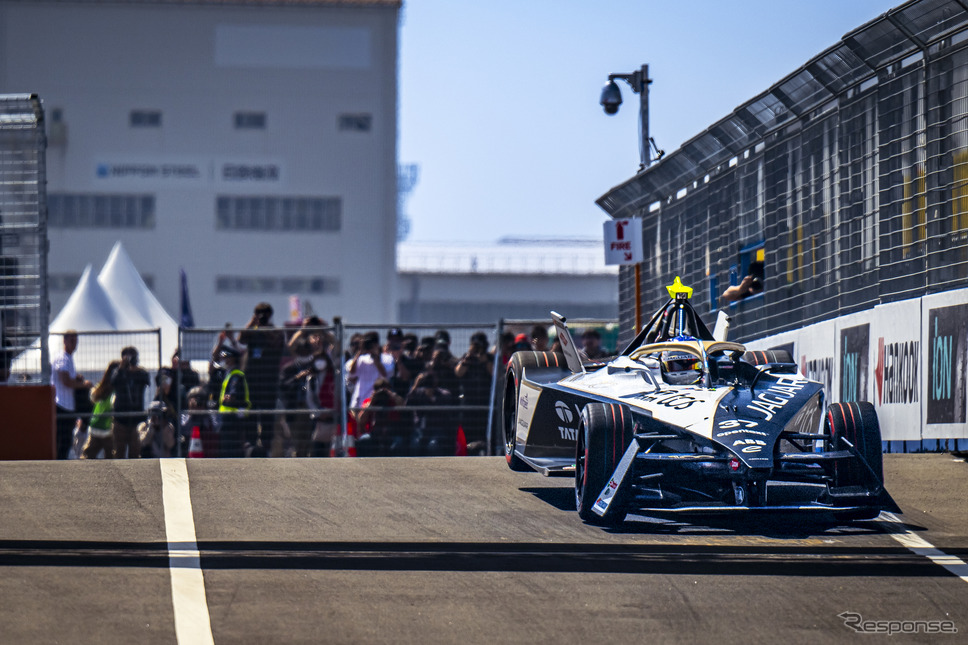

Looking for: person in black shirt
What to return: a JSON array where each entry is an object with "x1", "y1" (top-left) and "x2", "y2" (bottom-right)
[
  {"x1": 455, "y1": 333, "x2": 493, "y2": 455},
  {"x1": 239, "y1": 302, "x2": 284, "y2": 456},
  {"x1": 110, "y1": 346, "x2": 151, "y2": 458}
]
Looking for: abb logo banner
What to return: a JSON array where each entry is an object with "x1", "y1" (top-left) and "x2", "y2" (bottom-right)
[{"x1": 603, "y1": 218, "x2": 643, "y2": 266}]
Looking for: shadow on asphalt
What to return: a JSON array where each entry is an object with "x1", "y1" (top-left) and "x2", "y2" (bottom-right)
[
  {"x1": 0, "y1": 538, "x2": 950, "y2": 578},
  {"x1": 519, "y1": 485, "x2": 928, "y2": 539}
]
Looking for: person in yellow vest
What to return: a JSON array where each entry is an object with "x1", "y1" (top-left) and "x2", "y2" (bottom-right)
[{"x1": 217, "y1": 345, "x2": 251, "y2": 457}]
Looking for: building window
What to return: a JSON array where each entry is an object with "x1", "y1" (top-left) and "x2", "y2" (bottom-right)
[
  {"x1": 49, "y1": 272, "x2": 153, "y2": 291},
  {"x1": 215, "y1": 275, "x2": 339, "y2": 295},
  {"x1": 48, "y1": 273, "x2": 82, "y2": 292},
  {"x1": 338, "y1": 113, "x2": 372, "y2": 132},
  {"x1": 47, "y1": 193, "x2": 156, "y2": 229},
  {"x1": 234, "y1": 111, "x2": 266, "y2": 130},
  {"x1": 215, "y1": 196, "x2": 341, "y2": 232},
  {"x1": 723, "y1": 243, "x2": 765, "y2": 306},
  {"x1": 130, "y1": 110, "x2": 162, "y2": 128}
]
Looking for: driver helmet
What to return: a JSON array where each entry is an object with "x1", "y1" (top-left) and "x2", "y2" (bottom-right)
[{"x1": 661, "y1": 351, "x2": 702, "y2": 385}]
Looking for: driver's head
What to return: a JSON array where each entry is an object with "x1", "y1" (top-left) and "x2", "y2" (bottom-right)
[{"x1": 661, "y1": 351, "x2": 702, "y2": 385}]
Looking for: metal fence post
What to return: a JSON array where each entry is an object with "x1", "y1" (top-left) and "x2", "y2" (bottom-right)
[
  {"x1": 334, "y1": 316, "x2": 348, "y2": 456},
  {"x1": 485, "y1": 319, "x2": 505, "y2": 456}
]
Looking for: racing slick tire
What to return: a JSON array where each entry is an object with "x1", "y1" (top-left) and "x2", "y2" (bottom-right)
[
  {"x1": 826, "y1": 402, "x2": 884, "y2": 520},
  {"x1": 575, "y1": 402, "x2": 634, "y2": 526},
  {"x1": 826, "y1": 402, "x2": 884, "y2": 484},
  {"x1": 502, "y1": 351, "x2": 568, "y2": 472},
  {"x1": 741, "y1": 349, "x2": 794, "y2": 366}
]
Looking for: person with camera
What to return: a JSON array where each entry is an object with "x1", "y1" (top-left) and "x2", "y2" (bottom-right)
[
  {"x1": 455, "y1": 332, "x2": 493, "y2": 455},
  {"x1": 347, "y1": 330, "x2": 394, "y2": 416},
  {"x1": 239, "y1": 302, "x2": 284, "y2": 456},
  {"x1": 356, "y1": 377, "x2": 408, "y2": 457},
  {"x1": 279, "y1": 336, "x2": 324, "y2": 457},
  {"x1": 138, "y1": 400, "x2": 176, "y2": 458},
  {"x1": 110, "y1": 346, "x2": 151, "y2": 458},
  {"x1": 406, "y1": 371, "x2": 457, "y2": 456}
]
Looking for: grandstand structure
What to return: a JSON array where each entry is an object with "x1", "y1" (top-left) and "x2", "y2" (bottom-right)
[
  {"x1": 597, "y1": 0, "x2": 968, "y2": 443},
  {"x1": 599, "y1": 0, "x2": 968, "y2": 340}
]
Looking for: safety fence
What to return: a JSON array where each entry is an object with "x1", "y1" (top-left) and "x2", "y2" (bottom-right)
[
  {"x1": 31, "y1": 316, "x2": 619, "y2": 459},
  {"x1": 598, "y1": 0, "x2": 968, "y2": 348}
]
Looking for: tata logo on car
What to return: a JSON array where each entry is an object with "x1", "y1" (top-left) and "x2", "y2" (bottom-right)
[
  {"x1": 556, "y1": 400, "x2": 580, "y2": 441},
  {"x1": 555, "y1": 400, "x2": 574, "y2": 424}
]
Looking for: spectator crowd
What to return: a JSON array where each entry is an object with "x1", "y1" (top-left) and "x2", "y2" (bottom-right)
[{"x1": 49, "y1": 302, "x2": 617, "y2": 461}]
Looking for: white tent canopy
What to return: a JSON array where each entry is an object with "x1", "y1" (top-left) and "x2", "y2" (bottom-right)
[{"x1": 13, "y1": 241, "x2": 179, "y2": 375}]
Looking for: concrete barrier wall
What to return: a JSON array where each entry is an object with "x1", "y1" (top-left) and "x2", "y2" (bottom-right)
[{"x1": 745, "y1": 287, "x2": 968, "y2": 442}]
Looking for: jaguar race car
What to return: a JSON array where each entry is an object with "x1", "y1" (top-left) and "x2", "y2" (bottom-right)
[{"x1": 502, "y1": 278, "x2": 898, "y2": 526}]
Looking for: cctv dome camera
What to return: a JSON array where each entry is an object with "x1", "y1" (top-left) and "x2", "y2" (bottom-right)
[{"x1": 600, "y1": 80, "x2": 622, "y2": 115}]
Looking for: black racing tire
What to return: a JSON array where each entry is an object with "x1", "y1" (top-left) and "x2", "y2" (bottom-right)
[
  {"x1": 742, "y1": 349, "x2": 794, "y2": 366},
  {"x1": 575, "y1": 402, "x2": 634, "y2": 526},
  {"x1": 502, "y1": 351, "x2": 568, "y2": 472},
  {"x1": 825, "y1": 402, "x2": 884, "y2": 488}
]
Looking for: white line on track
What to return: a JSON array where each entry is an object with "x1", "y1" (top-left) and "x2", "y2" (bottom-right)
[
  {"x1": 160, "y1": 459, "x2": 215, "y2": 645},
  {"x1": 879, "y1": 512, "x2": 968, "y2": 584}
]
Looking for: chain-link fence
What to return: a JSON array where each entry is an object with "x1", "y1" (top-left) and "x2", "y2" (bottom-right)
[
  {"x1": 31, "y1": 314, "x2": 619, "y2": 460},
  {"x1": 48, "y1": 329, "x2": 162, "y2": 458},
  {"x1": 598, "y1": 0, "x2": 968, "y2": 347},
  {"x1": 341, "y1": 322, "x2": 502, "y2": 458}
]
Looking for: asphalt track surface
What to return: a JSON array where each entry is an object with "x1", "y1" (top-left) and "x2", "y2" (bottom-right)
[{"x1": 1, "y1": 454, "x2": 967, "y2": 644}]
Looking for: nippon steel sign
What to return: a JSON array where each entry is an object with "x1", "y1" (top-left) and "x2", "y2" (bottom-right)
[{"x1": 94, "y1": 158, "x2": 284, "y2": 186}]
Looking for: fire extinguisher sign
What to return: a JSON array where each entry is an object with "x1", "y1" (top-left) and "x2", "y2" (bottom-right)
[{"x1": 603, "y1": 218, "x2": 643, "y2": 266}]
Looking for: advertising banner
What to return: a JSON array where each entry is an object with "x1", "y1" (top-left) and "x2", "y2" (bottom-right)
[
  {"x1": 870, "y1": 300, "x2": 921, "y2": 441},
  {"x1": 797, "y1": 320, "x2": 837, "y2": 400},
  {"x1": 835, "y1": 312, "x2": 873, "y2": 406},
  {"x1": 725, "y1": 287, "x2": 968, "y2": 442},
  {"x1": 922, "y1": 288, "x2": 968, "y2": 439}
]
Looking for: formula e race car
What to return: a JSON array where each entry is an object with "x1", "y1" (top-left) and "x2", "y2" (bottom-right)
[{"x1": 501, "y1": 278, "x2": 899, "y2": 526}]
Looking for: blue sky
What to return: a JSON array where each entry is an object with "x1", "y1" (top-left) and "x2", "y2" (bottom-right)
[{"x1": 398, "y1": 0, "x2": 903, "y2": 242}]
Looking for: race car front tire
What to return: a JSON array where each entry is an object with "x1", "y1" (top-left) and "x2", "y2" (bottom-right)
[
  {"x1": 826, "y1": 401, "x2": 884, "y2": 484},
  {"x1": 575, "y1": 402, "x2": 634, "y2": 526},
  {"x1": 502, "y1": 351, "x2": 567, "y2": 472},
  {"x1": 826, "y1": 402, "x2": 884, "y2": 519}
]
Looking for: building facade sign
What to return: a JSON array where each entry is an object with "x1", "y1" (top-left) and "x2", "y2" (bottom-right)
[{"x1": 95, "y1": 158, "x2": 284, "y2": 187}]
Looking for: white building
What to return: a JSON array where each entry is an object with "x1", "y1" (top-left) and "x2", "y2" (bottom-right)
[{"x1": 0, "y1": 0, "x2": 400, "y2": 326}]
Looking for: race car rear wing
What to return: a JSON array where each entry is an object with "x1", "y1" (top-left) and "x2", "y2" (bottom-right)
[{"x1": 551, "y1": 311, "x2": 584, "y2": 373}]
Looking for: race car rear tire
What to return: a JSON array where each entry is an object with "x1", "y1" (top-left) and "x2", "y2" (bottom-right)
[
  {"x1": 742, "y1": 349, "x2": 794, "y2": 366},
  {"x1": 575, "y1": 402, "x2": 634, "y2": 526},
  {"x1": 502, "y1": 351, "x2": 568, "y2": 472},
  {"x1": 826, "y1": 401, "x2": 884, "y2": 486}
]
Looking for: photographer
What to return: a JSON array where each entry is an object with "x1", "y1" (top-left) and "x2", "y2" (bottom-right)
[
  {"x1": 138, "y1": 401, "x2": 176, "y2": 458},
  {"x1": 356, "y1": 378, "x2": 408, "y2": 457},
  {"x1": 455, "y1": 332, "x2": 493, "y2": 455},
  {"x1": 110, "y1": 346, "x2": 151, "y2": 458},
  {"x1": 239, "y1": 302, "x2": 284, "y2": 456},
  {"x1": 347, "y1": 330, "x2": 394, "y2": 414}
]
